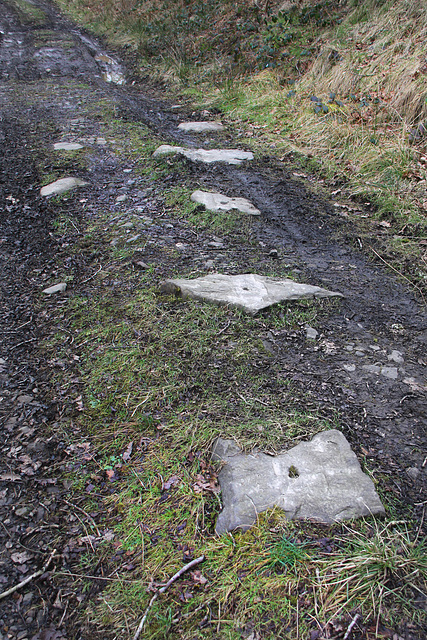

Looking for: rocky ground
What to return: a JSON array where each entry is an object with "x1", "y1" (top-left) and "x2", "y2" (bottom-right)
[{"x1": 0, "y1": 0, "x2": 425, "y2": 638}]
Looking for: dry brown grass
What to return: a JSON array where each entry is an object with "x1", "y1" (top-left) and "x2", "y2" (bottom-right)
[{"x1": 303, "y1": 0, "x2": 427, "y2": 125}]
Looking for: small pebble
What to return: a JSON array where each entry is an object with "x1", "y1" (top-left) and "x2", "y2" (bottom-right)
[
  {"x1": 406, "y1": 467, "x2": 420, "y2": 481},
  {"x1": 343, "y1": 364, "x2": 356, "y2": 372},
  {"x1": 305, "y1": 326, "x2": 318, "y2": 340}
]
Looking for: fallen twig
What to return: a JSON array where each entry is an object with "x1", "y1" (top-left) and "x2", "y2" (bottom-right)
[
  {"x1": 0, "y1": 548, "x2": 57, "y2": 601},
  {"x1": 63, "y1": 499, "x2": 101, "y2": 536},
  {"x1": 369, "y1": 245, "x2": 426, "y2": 304},
  {"x1": 343, "y1": 612, "x2": 361, "y2": 640},
  {"x1": 132, "y1": 555, "x2": 205, "y2": 640},
  {"x1": 81, "y1": 264, "x2": 103, "y2": 284},
  {"x1": 9, "y1": 337, "x2": 37, "y2": 351}
]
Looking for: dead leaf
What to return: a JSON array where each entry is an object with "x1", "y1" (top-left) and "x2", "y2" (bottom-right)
[
  {"x1": 122, "y1": 441, "x2": 133, "y2": 462},
  {"x1": 53, "y1": 590, "x2": 64, "y2": 609},
  {"x1": 162, "y1": 475, "x2": 180, "y2": 491},
  {"x1": 11, "y1": 551, "x2": 32, "y2": 564},
  {"x1": 191, "y1": 569, "x2": 208, "y2": 585},
  {"x1": 102, "y1": 530, "x2": 115, "y2": 542},
  {"x1": 192, "y1": 473, "x2": 220, "y2": 494},
  {"x1": 75, "y1": 395, "x2": 84, "y2": 411},
  {"x1": 105, "y1": 469, "x2": 115, "y2": 481}
]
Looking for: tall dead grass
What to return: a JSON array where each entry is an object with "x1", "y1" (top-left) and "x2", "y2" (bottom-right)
[{"x1": 302, "y1": 0, "x2": 427, "y2": 124}]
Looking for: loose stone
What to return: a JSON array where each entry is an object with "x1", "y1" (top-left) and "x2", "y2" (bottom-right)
[
  {"x1": 42, "y1": 282, "x2": 67, "y2": 294},
  {"x1": 388, "y1": 349, "x2": 404, "y2": 364},
  {"x1": 153, "y1": 145, "x2": 254, "y2": 165},
  {"x1": 406, "y1": 467, "x2": 420, "y2": 481},
  {"x1": 212, "y1": 429, "x2": 385, "y2": 534},
  {"x1": 160, "y1": 273, "x2": 343, "y2": 315},
  {"x1": 380, "y1": 366, "x2": 398, "y2": 380},
  {"x1": 362, "y1": 364, "x2": 381, "y2": 375},
  {"x1": 40, "y1": 177, "x2": 87, "y2": 196},
  {"x1": 53, "y1": 142, "x2": 83, "y2": 151},
  {"x1": 305, "y1": 326, "x2": 318, "y2": 340},
  {"x1": 343, "y1": 364, "x2": 356, "y2": 372},
  {"x1": 191, "y1": 190, "x2": 260, "y2": 216},
  {"x1": 178, "y1": 121, "x2": 224, "y2": 133}
]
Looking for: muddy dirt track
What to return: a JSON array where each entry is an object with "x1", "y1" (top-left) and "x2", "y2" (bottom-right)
[{"x1": 0, "y1": 0, "x2": 426, "y2": 638}]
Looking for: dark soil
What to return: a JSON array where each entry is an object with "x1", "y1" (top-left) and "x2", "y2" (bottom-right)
[{"x1": 0, "y1": 1, "x2": 425, "y2": 638}]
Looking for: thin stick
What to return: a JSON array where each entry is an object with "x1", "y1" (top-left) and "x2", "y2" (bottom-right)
[
  {"x1": 0, "y1": 548, "x2": 57, "y2": 601},
  {"x1": 10, "y1": 337, "x2": 37, "y2": 351},
  {"x1": 132, "y1": 555, "x2": 205, "y2": 640},
  {"x1": 63, "y1": 499, "x2": 101, "y2": 536},
  {"x1": 343, "y1": 612, "x2": 360, "y2": 640},
  {"x1": 81, "y1": 264, "x2": 103, "y2": 284},
  {"x1": 369, "y1": 245, "x2": 426, "y2": 303}
]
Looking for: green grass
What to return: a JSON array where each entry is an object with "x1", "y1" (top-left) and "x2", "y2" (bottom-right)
[{"x1": 46, "y1": 218, "x2": 424, "y2": 638}]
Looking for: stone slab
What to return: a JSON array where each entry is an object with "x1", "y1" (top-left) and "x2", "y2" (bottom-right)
[
  {"x1": 153, "y1": 145, "x2": 253, "y2": 165},
  {"x1": 40, "y1": 177, "x2": 87, "y2": 196},
  {"x1": 160, "y1": 273, "x2": 342, "y2": 315},
  {"x1": 191, "y1": 190, "x2": 260, "y2": 216},
  {"x1": 178, "y1": 121, "x2": 224, "y2": 133},
  {"x1": 212, "y1": 430, "x2": 385, "y2": 534},
  {"x1": 54, "y1": 142, "x2": 84, "y2": 151},
  {"x1": 43, "y1": 282, "x2": 67, "y2": 294}
]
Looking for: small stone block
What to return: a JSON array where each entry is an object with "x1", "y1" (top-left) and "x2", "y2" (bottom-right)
[
  {"x1": 191, "y1": 190, "x2": 260, "y2": 216},
  {"x1": 43, "y1": 282, "x2": 67, "y2": 294},
  {"x1": 178, "y1": 121, "x2": 224, "y2": 133},
  {"x1": 40, "y1": 177, "x2": 87, "y2": 196},
  {"x1": 53, "y1": 142, "x2": 83, "y2": 151},
  {"x1": 153, "y1": 145, "x2": 253, "y2": 165}
]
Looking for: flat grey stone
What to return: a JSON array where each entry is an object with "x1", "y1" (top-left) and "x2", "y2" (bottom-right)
[
  {"x1": 53, "y1": 142, "x2": 83, "y2": 151},
  {"x1": 362, "y1": 364, "x2": 381, "y2": 375},
  {"x1": 388, "y1": 350, "x2": 404, "y2": 364},
  {"x1": 212, "y1": 430, "x2": 385, "y2": 534},
  {"x1": 40, "y1": 177, "x2": 87, "y2": 196},
  {"x1": 153, "y1": 145, "x2": 253, "y2": 165},
  {"x1": 17, "y1": 395, "x2": 34, "y2": 404},
  {"x1": 160, "y1": 273, "x2": 343, "y2": 315},
  {"x1": 406, "y1": 467, "x2": 420, "y2": 481},
  {"x1": 381, "y1": 366, "x2": 398, "y2": 380},
  {"x1": 43, "y1": 282, "x2": 67, "y2": 294},
  {"x1": 191, "y1": 190, "x2": 260, "y2": 216},
  {"x1": 343, "y1": 364, "x2": 356, "y2": 372},
  {"x1": 178, "y1": 121, "x2": 224, "y2": 133},
  {"x1": 305, "y1": 326, "x2": 318, "y2": 340}
]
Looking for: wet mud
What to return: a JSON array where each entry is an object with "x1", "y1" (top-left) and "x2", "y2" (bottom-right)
[{"x1": 0, "y1": 0, "x2": 425, "y2": 638}]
